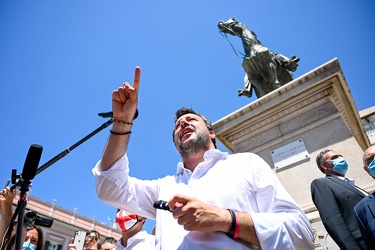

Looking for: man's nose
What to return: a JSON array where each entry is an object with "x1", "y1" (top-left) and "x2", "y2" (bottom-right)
[{"x1": 180, "y1": 119, "x2": 189, "y2": 128}]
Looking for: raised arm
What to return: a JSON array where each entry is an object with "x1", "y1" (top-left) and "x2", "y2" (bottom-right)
[
  {"x1": 100, "y1": 66, "x2": 140, "y2": 172},
  {"x1": 0, "y1": 187, "x2": 16, "y2": 243}
]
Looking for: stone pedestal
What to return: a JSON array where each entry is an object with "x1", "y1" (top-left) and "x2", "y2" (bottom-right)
[{"x1": 213, "y1": 58, "x2": 373, "y2": 249}]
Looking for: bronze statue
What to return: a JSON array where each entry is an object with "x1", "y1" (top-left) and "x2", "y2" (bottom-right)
[{"x1": 218, "y1": 17, "x2": 300, "y2": 98}]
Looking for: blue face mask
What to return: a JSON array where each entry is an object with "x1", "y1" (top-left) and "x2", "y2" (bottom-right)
[
  {"x1": 22, "y1": 242, "x2": 37, "y2": 250},
  {"x1": 331, "y1": 157, "x2": 348, "y2": 175},
  {"x1": 367, "y1": 158, "x2": 375, "y2": 178}
]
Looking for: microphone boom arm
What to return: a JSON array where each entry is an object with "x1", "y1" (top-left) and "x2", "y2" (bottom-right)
[
  {"x1": 5, "y1": 112, "x2": 122, "y2": 250},
  {"x1": 36, "y1": 118, "x2": 113, "y2": 175}
]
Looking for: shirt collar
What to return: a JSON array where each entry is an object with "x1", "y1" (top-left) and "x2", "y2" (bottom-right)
[
  {"x1": 176, "y1": 149, "x2": 228, "y2": 174},
  {"x1": 119, "y1": 230, "x2": 150, "y2": 249},
  {"x1": 327, "y1": 174, "x2": 355, "y2": 186}
]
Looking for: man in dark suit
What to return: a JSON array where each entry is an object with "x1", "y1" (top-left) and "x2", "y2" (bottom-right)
[
  {"x1": 354, "y1": 145, "x2": 375, "y2": 250},
  {"x1": 311, "y1": 149, "x2": 368, "y2": 250}
]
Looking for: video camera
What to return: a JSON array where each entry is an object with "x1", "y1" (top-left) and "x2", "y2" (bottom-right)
[{"x1": 24, "y1": 211, "x2": 53, "y2": 228}]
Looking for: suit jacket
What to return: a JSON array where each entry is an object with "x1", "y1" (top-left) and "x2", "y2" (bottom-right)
[
  {"x1": 354, "y1": 192, "x2": 375, "y2": 250},
  {"x1": 311, "y1": 176, "x2": 367, "y2": 250}
]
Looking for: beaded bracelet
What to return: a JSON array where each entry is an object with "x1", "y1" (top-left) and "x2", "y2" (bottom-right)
[
  {"x1": 110, "y1": 130, "x2": 131, "y2": 135},
  {"x1": 113, "y1": 118, "x2": 133, "y2": 125}
]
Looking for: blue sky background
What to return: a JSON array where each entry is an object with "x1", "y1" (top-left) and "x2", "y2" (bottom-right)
[{"x1": 1, "y1": 1, "x2": 374, "y2": 235}]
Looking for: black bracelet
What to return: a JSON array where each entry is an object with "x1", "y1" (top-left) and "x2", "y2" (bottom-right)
[
  {"x1": 110, "y1": 130, "x2": 131, "y2": 135},
  {"x1": 226, "y1": 209, "x2": 236, "y2": 238}
]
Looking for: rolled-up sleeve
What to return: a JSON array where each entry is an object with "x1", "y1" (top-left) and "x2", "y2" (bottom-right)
[{"x1": 92, "y1": 153, "x2": 159, "y2": 219}]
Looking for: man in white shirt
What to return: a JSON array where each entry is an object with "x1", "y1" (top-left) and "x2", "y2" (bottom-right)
[
  {"x1": 114, "y1": 209, "x2": 155, "y2": 250},
  {"x1": 93, "y1": 66, "x2": 314, "y2": 249}
]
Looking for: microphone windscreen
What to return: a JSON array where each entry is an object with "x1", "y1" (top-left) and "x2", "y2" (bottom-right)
[{"x1": 21, "y1": 144, "x2": 43, "y2": 181}]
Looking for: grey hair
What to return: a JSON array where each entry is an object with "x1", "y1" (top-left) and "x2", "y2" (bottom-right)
[{"x1": 316, "y1": 149, "x2": 332, "y2": 173}]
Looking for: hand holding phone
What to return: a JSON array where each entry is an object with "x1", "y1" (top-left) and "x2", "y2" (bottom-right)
[{"x1": 73, "y1": 230, "x2": 87, "y2": 250}]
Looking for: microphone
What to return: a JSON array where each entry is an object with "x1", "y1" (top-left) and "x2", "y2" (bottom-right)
[
  {"x1": 153, "y1": 200, "x2": 172, "y2": 212},
  {"x1": 20, "y1": 144, "x2": 43, "y2": 182},
  {"x1": 98, "y1": 109, "x2": 139, "y2": 120}
]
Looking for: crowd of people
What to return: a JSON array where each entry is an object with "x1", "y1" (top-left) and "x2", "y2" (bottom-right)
[
  {"x1": 311, "y1": 148, "x2": 372, "y2": 249},
  {"x1": 66, "y1": 209, "x2": 155, "y2": 250},
  {"x1": 0, "y1": 65, "x2": 374, "y2": 249}
]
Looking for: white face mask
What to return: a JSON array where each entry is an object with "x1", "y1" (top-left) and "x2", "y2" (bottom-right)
[
  {"x1": 115, "y1": 210, "x2": 141, "y2": 231},
  {"x1": 22, "y1": 242, "x2": 37, "y2": 250}
]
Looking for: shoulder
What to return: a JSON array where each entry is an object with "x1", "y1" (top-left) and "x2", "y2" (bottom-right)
[
  {"x1": 311, "y1": 177, "x2": 332, "y2": 188},
  {"x1": 311, "y1": 177, "x2": 329, "y2": 184},
  {"x1": 227, "y1": 152, "x2": 263, "y2": 162},
  {"x1": 227, "y1": 152, "x2": 270, "y2": 167},
  {"x1": 356, "y1": 194, "x2": 375, "y2": 208}
]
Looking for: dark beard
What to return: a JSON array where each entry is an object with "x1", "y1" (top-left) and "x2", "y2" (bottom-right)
[{"x1": 178, "y1": 131, "x2": 210, "y2": 158}]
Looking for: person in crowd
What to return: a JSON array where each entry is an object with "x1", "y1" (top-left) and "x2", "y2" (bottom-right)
[
  {"x1": 99, "y1": 237, "x2": 116, "y2": 250},
  {"x1": 84, "y1": 230, "x2": 100, "y2": 250},
  {"x1": 1, "y1": 186, "x2": 43, "y2": 250},
  {"x1": 2, "y1": 225, "x2": 44, "y2": 250},
  {"x1": 354, "y1": 145, "x2": 375, "y2": 250},
  {"x1": 68, "y1": 230, "x2": 100, "y2": 250},
  {"x1": 22, "y1": 226, "x2": 44, "y2": 250},
  {"x1": 311, "y1": 149, "x2": 368, "y2": 249},
  {"x1": 0, "y1": 187, "x2": 16, "y2": 246},
  {"x1": 114, "y1": 209, "x2": 154, "y2": 249},
  {"x1": 93, "y1": 66, "x2": 314, "y2": 249}
]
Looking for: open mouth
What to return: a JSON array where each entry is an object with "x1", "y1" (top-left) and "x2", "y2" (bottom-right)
[{"x1": 179, "y1": 127, "x2": 194, "y2": 141}]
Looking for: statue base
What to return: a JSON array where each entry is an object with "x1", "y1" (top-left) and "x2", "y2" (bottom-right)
[{"x1": 213, "y1": 58, "x2": 373, "y2": 249}]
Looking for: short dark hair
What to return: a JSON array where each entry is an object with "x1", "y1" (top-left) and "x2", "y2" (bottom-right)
[
  {"x1": 101, "y1": 237, "x2": 117, "y2": 245},
  {"x1": 316, "y1": 149, "x2": 331, "y2": 173},
  {"x1": 173, "y1": 107, "x2": 217, "y2": 148}
]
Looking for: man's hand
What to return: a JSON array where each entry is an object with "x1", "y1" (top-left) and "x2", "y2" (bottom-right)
[
  {"x1": 111, "y1": 66, "x2": 140, "y2": 122},
  {"x1": 0, "y1": 187, "x2": 15, "y2": 207},
  {"x1": 168, "y1": 194, "x2": 231, "y2": 233}
]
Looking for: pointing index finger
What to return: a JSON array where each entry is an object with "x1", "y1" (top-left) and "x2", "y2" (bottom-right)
[{"x1": 132, "y1": 66, "x2": 141, "y2": 93}]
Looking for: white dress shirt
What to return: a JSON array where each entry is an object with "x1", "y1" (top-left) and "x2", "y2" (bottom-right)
[{"x1": 93, "y1": 149, "x2": 314, "y2": 250}]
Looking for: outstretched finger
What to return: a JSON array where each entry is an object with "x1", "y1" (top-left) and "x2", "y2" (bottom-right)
[{"x1": 132, "y1": 66, "x2": 141, "y2": 94}]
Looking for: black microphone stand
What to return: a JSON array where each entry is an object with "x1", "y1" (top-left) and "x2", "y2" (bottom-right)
[
  {"x1": 35, "y1": 117, "x2": 113, "y2": 175},
  {"x1": 5, "y1": 113, "x2": 116, "y2": 250},
  {"x1": 14, "y1": 180, "x2": 31, "y2": 250}
]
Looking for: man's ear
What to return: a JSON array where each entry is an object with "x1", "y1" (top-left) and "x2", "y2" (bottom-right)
[
  {"x1": 209, "y1": 130, "x2": 215, "y2": 139},
  {"x1": 320, "y1": 162, "x2": 327, "y2": 170}
]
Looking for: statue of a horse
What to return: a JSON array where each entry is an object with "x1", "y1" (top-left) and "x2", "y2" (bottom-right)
[{"x1": 218, "y1": 17, "x2": 300, "y2": 98}]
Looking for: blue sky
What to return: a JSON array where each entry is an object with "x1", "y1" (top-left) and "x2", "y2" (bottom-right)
[{"x1": 1, "y1": 1, "x2": 374, "y2": 234}]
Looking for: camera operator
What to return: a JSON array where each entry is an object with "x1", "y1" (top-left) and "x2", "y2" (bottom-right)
[{"x1": 1, "y1": 190, "x2": 50, "y2": 250}]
